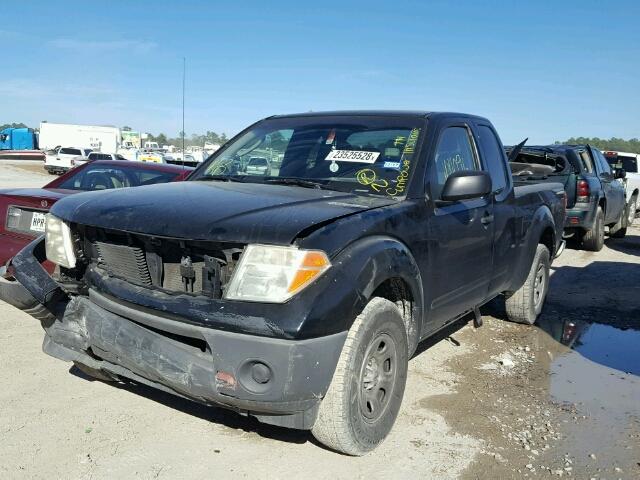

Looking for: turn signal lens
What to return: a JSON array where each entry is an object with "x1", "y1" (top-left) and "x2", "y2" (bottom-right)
[{"x1": 224, "y1": 245, "x2": 331, "y2": 303}]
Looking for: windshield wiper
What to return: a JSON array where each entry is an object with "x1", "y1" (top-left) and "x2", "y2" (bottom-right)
[
  {"x1": 263, "y1": 177, "x2": 331, "y2": 190},
  {"x1": 199, "y1": 175, "x2": 249, "y2": 182}
]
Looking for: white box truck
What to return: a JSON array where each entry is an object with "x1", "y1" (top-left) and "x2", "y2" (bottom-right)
[{"x1": 38, "y1": 122, "x2": 121, "y2": 154}]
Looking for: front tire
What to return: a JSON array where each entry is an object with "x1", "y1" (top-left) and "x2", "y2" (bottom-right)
[
  {"x1": 312, "y1": 297, "x2": 408, "y2": 456},
  {"x1": 582, "y1": 206, "x2": 605, "y2": 251},
  {"x1": 504, "y1": 244, "x2": 550, "y2": 325}
]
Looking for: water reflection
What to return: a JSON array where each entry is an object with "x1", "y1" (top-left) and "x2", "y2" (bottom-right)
[{"x1": 536, "y1": 316, "x2": 640, "y2": 376}]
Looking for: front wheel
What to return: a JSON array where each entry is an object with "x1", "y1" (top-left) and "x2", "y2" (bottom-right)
[
  {"x1": 312, "y1": 297, "x2": 408, "y2": 456},
  {"x1": 504, "y1": 244, "x2": 550, "y2": 325},
  {"x1": 627, "y1": 197, "x2": 637, "y2": 226}
]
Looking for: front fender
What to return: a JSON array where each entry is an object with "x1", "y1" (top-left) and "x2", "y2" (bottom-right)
[{"x1": 302, "y1": 235, "x2": 424, "y2": 348}]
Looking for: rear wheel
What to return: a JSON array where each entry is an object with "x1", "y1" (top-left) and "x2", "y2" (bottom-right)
[
  {"x1": 582, "y1": 206, "x2": 605, "y2": 251},
  {"x1": 312, "y1": 297, "x2": 408, "y2": 456},
  {"x1": 505, "y1": 244, "x2": 550, "y2": 325},
  {"x1": 610, "y1": 202, "x2": 630, "y2": 239}
]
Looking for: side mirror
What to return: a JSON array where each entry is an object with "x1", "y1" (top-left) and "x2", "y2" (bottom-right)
[
  {"x1": 440, "y1": 171, "x2": 492, "y2": 202},
  {"x1": 614, "y1": 168, "x2": 626, "y2": 179}
]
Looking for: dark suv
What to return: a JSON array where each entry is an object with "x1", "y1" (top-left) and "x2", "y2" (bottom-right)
[{"x1": 509, "y1": 144, "x2": 626, "y2": 251}]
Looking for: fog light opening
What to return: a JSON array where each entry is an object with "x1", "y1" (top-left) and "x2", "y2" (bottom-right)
[{"x1": 251, "y1": 362, "x2": 272, "y2": 384}]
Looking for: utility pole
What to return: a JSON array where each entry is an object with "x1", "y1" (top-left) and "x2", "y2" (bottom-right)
[{"x1": 182, "y1": 57, "x2": 186, "y2": 167}]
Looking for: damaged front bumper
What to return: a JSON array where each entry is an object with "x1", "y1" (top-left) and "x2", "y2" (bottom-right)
[{"x1": 10, "y1": 237, "x2": 347, "y2": 430}]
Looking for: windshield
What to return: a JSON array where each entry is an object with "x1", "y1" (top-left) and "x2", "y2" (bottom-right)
[
  {"x1": 56, "y1": 165, "x2": 178, "y2": 191},
  {"x1": 192, "y1": 115, "x2": 425, "y2": 198}
]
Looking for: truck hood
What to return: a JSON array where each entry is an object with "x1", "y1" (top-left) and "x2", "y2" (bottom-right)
[{"x1": 50, "y1": 181, "x2": 395, "y2": 244}]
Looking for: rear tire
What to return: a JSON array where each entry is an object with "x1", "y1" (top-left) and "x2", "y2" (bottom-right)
[
  {"x1": 312, "y1": 297, "x2": 408, "y2": 456},
  {"x1": 505, "y1": 244, "x2": 550, "y2": 325},
  {"x1": 582, "y1": 206, "x2": 605, "y2": 251},
  {"x1": 626, "y1": 197, "x2": 637, "y2": 227},
  {"x1": 610, "y1": 203, "x2": 629, "y2": 239}
]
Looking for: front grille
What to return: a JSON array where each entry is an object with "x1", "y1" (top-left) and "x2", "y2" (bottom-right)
[
  {"x1": 162, "y1": 261, "x2": 204, "y2": 291},
  {"x1": 95, "y1": 242, "x2": 152, "y2": 286},
  {"x1": 83, "y1": 228, "x2": 244, "y2": 298}
]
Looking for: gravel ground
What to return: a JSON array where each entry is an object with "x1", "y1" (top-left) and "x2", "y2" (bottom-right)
[{"x1": 0, "y1": 164, "x2": 638, "y2": 479}]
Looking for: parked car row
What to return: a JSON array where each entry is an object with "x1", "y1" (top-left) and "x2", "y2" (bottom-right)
[
  {"x1": 44, "y1": 147, "x2": 131, "y2": 174},
  {"x1": 508, "y1": 143, "x2": 630, "y2": 251}
]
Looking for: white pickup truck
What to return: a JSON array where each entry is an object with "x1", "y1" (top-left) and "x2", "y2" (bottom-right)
[
  {"x1": 604, "y1": 151, "x2": 640, "y2": 226},
  {"x1": 44, "y1": 147, "x2": 92, "y2": 175}
]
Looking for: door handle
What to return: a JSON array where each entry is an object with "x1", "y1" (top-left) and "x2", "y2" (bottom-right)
[{"x1": 481, "y1": 213, "x2": 494, "y2": 225}]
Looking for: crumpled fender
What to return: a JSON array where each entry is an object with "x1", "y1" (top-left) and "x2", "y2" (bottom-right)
[
  {"x1": 302, "y1": 235, "x2": 424, "y2": 351},
  {"x1": 10, "y1": 236, "x2": 67, "y2": 316}
]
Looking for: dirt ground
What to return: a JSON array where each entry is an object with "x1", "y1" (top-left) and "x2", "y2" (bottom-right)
[{"x1": 1, "y1": 162, "x2": 638, "y2": 479}]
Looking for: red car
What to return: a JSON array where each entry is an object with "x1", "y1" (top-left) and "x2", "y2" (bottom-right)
[{"x1": 0, "y1": 160, "x2": 192, "y2": 269}]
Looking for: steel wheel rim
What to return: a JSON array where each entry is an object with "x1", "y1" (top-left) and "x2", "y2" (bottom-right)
[
  {"x1": 533, "y1": 263, "x2": 546, "y2": 309},
  {"x1": 359, "y1": 333, "x2": 398, "y2": 422},
  {"x1": 628, "y1": 203, "x2": 636, "y2": 225}
]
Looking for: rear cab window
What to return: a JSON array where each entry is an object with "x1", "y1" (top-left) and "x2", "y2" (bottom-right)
[
  {"x1": 60, "y1": 148, "x2": 82, "y2": 156},
  {"x1": 476, "y1": 125, "x2": 509, "y2": 196},
  {"x1": 606, "y1": 153, "x2": 638, "y2": 173}
]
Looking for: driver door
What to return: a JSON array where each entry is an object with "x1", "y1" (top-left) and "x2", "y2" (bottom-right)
[{"x1": 425, "y1": 123, "x2": 494, "y2": 330}]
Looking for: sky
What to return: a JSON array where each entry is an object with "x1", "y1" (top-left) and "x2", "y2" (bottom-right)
[{"x1": 2, "y1": 0, "x2": 639, "y2": 144}]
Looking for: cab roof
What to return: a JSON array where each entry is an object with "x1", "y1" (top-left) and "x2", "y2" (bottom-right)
[{"x1": 269, "y1": 110, "x2": 489, "y2": 122}]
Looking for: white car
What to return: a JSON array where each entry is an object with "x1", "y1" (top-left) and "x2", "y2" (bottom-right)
[
  {"x1": 44, "y1": 147, "x2": 92, "y2": 175},
  {"x1": 604, "y1": 151, "x2": 640, "y2": 225},
  {"x1": 245, "y1": 157, "x2": 270, "y2": 175}
]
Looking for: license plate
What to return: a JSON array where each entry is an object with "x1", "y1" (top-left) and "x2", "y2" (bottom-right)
[{"x1": 30, "y1": 212, "x2": 46, "y2": 232}]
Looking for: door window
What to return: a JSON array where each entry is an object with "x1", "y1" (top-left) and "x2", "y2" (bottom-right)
[
  {"x1": 593, "y1": 149, "x2": 612, "y2": 175},
  {"x1": 431, "y1": 126, "x2": 479, "y2": 200},
  {"x1": 477, "y1": 125, "x2": 508, "y2": 194}
]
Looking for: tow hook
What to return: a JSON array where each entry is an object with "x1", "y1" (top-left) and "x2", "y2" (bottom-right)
[{"x1": 473, "y1": 307, "x2": 483, "y2": 328}]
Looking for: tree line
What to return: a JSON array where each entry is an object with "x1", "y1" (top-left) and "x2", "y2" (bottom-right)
[
  {"x1": 121, "y1": 126, "x2": 229, "y2": 148},
  {"x1": 0, "y1": 122, "x2": 28, "y2": 131},
  {"x1": 149, "y1": 131, "x2": 229, "y2": 149},
  {"x1": 555, "y1": 137, "x2": 640, "y2": 154}
]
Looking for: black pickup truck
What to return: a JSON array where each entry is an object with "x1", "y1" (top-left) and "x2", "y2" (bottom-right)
[
  {"x1": 509, "y1": 144, "x2": 626, "y2": 250},
  {"x1": 6, "y1": 111, "x2": 565, "y2": 455}
]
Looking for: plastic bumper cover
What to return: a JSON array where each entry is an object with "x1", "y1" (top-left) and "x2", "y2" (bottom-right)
[{"x1": 9, "y1": 237, "x2": 347, "y2": 430}]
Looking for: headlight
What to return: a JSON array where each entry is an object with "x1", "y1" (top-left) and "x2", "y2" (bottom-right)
[
  {"x1": 45, "y1": 214, "x2": 76, "y2": 268},
  {"x1": 224, "y1": 245, "x2": 330, "y2": 303}
]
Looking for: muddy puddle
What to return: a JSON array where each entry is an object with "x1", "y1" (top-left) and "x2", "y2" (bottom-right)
[{"x1": 535, "y1": 317, "x2": 640, "y2": 477}]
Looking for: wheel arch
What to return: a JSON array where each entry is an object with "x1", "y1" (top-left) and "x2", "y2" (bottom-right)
[
  {"x1": 506, "y1": 205, "x2": 556, "y2": 292},
  {"x1": 333, "y1": 236, "x2": 424, "y2": 355}
]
